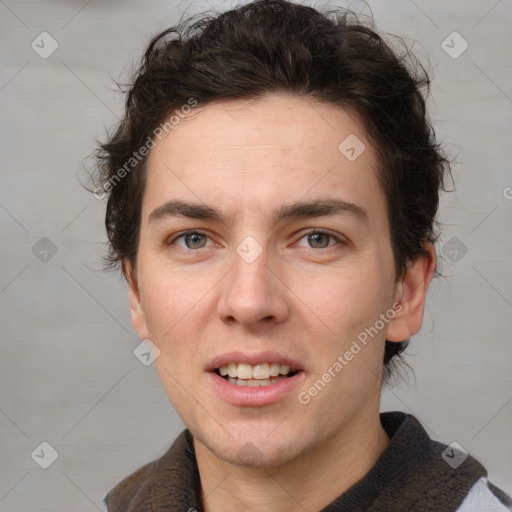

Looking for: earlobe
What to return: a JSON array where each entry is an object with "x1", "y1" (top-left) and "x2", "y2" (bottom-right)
[
  {"x1": 125, "y1": 260, "x2": 150, "y2": 340},
  {"x1": 385, "y1": 242, "x2": 436, "y2": 342}
]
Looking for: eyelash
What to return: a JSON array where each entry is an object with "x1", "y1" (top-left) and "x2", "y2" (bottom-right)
[{"x1": 167, "y1": 229, "x2": 345, "y2": 250}]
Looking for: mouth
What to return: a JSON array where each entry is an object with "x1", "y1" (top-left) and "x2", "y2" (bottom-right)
[
  {"x1": 206, "y1": 351, "x2": 305, "y2": 406},
  {"x1": 207, "y1": 355, "x2": 305, "y2": 406},
  {"x1": 213, "y1": 362, "x2": 300, "y2": 387}
]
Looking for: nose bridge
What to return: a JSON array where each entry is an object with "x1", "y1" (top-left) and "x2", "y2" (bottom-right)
[
  {"x1": 234, "y1": 238, "x2": 269, "y2": 282},
  {"x1": 217, "y1": 236, "x2": 288, "y2": 326},
  {"x1": 228, "y1": 238, "x2": 273, "y2": 303}
]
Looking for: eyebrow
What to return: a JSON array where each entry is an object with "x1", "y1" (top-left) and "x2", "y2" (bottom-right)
[{"x1": 148, "y1": 198, "x2": 369, "y2": 227}]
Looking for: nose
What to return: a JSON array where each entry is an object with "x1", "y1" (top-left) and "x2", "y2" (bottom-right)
[{"x1": 216, "y1": 245, "x2": 290, "y2": 329}]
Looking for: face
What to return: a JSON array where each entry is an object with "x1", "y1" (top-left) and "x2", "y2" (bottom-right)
[{"x1": 127, "y1": 93, "x2": 432, "y2": 468}]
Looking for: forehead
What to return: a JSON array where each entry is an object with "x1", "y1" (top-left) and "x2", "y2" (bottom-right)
[{"x1": 143, "y1": 93, "x2": 386, "y2": 228}]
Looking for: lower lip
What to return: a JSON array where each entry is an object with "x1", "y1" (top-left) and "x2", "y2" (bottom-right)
[{"x1": 207, "y1": 371, "x2": 305, "y2": 406}]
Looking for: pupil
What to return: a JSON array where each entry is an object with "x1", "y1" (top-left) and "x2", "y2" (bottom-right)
[
  {"x1": 187, "y1": 233, "x2": 205, "y2": 249},
  {"x1": 309, "y1": 233, "x2": 328, "y2": 248}
]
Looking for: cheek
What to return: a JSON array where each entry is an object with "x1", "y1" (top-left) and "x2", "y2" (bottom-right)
[
  {"x1": 294, "y1": 263, "x2": 392, "y2": 387},
  {"x1": 138, "y1": 266, "x2": 212, "y2": 364},
  {"x1": 138, "y1": 270, "x2": 185, "y2": 344},
  {"x1": 153, "y1": 357, "x2": 196, "y2": 423},
  {"x1": 297, "y1": 264, "x2": 386, "y2": 332},
  {"x1": 139, "y1": 253, "x2": 197, "y2": 324}
]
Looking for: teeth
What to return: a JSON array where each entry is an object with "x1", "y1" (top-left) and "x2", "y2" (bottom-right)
[
  {"x1": 280, "y1": 365, "x2": 290, "y2": 375},
  {"x1": 227, "y1": 363, "x2": 237, "y2": 378},
  {"x1": 269, "y1": 363, "x2": 280, "y2": 377},
  {"x1": 237, "y1": 363, "x2": 253, "y2": 380},
  {"x1": 252, "y1": 363, "x2": 270, "y2": 379},
  {"x1": 228, "y1": 376, "x2": 282, "y2": 387},
  {"x1": 218, "y1": 362, "x2": 294, "y2": 380}
]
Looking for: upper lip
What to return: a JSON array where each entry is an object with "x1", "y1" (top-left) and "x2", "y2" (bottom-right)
[{"x1": 206, "y1": 350, "x2": 304, "y2": 372}]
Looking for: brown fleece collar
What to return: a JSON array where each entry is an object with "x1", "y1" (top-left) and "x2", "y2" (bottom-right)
[{"x1": 104, "y1": 412, "x2": 488, "y2": 512}]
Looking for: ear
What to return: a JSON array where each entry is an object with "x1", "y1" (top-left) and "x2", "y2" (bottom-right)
[
  {"x1": 385, "y1": 242, "x2": 436, "y2": 342},
  {"x1": 125, "y1": 260, "x2": 150, "y2": 340}
]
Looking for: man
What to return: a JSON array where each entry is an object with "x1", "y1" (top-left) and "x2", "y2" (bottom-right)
[{"x1": 95, "y1": 0, "x2": 511, "y2": 510}]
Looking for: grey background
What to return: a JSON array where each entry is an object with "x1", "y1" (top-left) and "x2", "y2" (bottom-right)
[{"x1": 1, "y1": 0, "x2": 511, "y2": 510}]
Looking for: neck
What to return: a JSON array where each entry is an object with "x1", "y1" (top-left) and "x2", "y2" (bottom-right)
[{"x1": 195, "y1": 410, "x2": 389, "y2": 512}]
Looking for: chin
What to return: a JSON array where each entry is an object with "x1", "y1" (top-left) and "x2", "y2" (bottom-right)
[{"x1": 193, "y1": 422, "x2": 308, "y2": 469}]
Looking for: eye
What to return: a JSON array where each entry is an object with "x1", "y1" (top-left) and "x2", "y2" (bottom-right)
[
  {"x1": 169, "y1": 230, "x2": 213, "y2": 250},
  {"x1": 296, "y1": 229, "x2": 343, "y2": 249},
  {"x1": 167, "y1": 229, "x2": 344, "y2": 251}
]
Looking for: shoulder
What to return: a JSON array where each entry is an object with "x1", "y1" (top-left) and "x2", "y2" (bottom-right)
[
  {"x1": 103, "y1": 429, "x2": 201, "y2": 512},
  {"x1": 374, "y1": 412, "x2": 511, "y2": 511},
  {"x1": 103, "y1": 459, "x2": 157, "y2": 512},
  {"x1": 456, "y1": 477, "x2": 512, "y2": 511}
]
